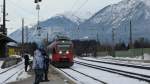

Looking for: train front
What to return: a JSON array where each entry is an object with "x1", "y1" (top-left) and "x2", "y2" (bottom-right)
[{"x1": 48, "y1": 38, "x2": 74, "y2": 68}]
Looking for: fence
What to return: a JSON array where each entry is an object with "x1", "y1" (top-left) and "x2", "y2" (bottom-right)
[{"x1": 97, "y1": 48, "x2": 150, "y2": 57}]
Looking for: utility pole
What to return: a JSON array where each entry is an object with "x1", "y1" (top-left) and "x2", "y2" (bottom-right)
[
  {"x1": 129, "y1": 20, "x2": 133, "y2": 49},
  {"x1": 112, "y1": 28, "x2": 115, "y2": 57},
  {"x1": 111, "y1": 6, "x2": 116, "y2": 57},
  {"x1": 3, "y1": 0, "x2": 6, "y2": 35},
  {"x1": 0, "y1": 0, "x2": 7, "y2": 58},
  {"x1": 141, "y1": 37, "x2": 144, "y2": 60},
  {"x1": 96, "y1": 32, "x2": 99, "y2": 57},
  {"x1": 22, "y1": 18, "x2": 24, "y2": 56},
  {"x1": 46, "y1": 32, "x2": 48, "y2": 45},
  {"x1": 25, "y1": 26, "x2": 28, "y2": 43},
  {"x1": 77, "y1": 26, "x2": 80, "y2": 40},
  {"x1": 129, "y1": 20, "x2": 134, "y2": 57},
  {"x1": 96, "y1": 32, "x2": 99, "y2": 45},
  {"x1": 25, "y1": 26, "x2": 29, "y2": 53}
]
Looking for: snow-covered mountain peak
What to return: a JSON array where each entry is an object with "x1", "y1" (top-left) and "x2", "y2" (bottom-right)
[
  {"x1": 80, "y1": 0, "x2": 150, "y2": 43},
  {"x1": 88, "y1": 0, "x2": 150, "y2": 25},
  {"x1": 140, "y1": 0, "x2": 150, "y2": 6},
  {"x1": 54, "y1": 13, "x2": 83, "y2": 25},
  {"x1": 9, "y1": 13, "x2": 80, "y2": 43},
  {"x1": 64, "y1": 12, "x2": 82, "y2": 23},
  {"x1": 117, "y1": 0, "x2": 150, "y2": 8}
]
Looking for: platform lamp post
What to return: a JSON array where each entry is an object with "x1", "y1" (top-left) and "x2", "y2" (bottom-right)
[{"x1": 34, "y1": 0, "x2": 42, "y2": 36}]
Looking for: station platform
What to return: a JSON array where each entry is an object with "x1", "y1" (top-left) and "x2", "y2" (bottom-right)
[{"x1": 7, "y1": 65, "x2": 76, "y2": 84}]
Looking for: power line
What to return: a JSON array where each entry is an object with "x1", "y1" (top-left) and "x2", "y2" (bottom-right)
[
  {"x1": 5, "y1": 3, "x2": 25, "y2": 17},
  {"x1": 70, "y1": 0, "x2": 79, "y2": 12},
  {"x1": 73, "y1": 0, "x2": 89, "y2": 14},
  {"x1": 8, "y1": 0, "x2": 35, "y2": 17}
]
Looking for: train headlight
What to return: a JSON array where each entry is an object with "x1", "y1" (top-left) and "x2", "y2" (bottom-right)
[
  {"x1": 59, "y1": 51, "x2": 62, "y2": 54},
  {"x1": 66, "y1": 51, "x2": 69, "y2": 54}
]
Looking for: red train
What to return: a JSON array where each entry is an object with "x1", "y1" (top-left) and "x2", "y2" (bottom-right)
[{"x1": 47, "y1": 36, "x2": 74, "y2": 67}]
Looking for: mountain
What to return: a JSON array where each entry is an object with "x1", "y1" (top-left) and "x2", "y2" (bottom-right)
[
  {"x1": 9, "y1": 13, "x2": 81, "y2": 43},
  {"x1": 10, "y1": 0, "x2": 150, "y2": 44},
  {"x1": 80, "y1": 0, "x2": 150, "y2": 44}
]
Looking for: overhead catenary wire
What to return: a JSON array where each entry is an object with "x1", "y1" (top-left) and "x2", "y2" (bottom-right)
[
  {"x1": 8, "y1": 0, "x2": 35, "y2": 17},
  {"x1": 68, "y1": 0, "x2": 89, "y2": 38},
  {"x1": 73, "y1": 0, "x2": 89, "y2": 15},
  {"x1": 5, "y1": 3, "x2": 25, "y2": 17},
  {"x1": 69, "y1": 0, "x2": 79, "y2": 12},
  {"x1": 6, "y1": 0, "x2": 44, "y2": 34},
  {"x1": 7, "y1": 0, "x2": 44, "y2": 22}
]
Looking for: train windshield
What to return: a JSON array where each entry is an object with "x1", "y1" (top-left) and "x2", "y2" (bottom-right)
[{"x1": 57, "y1": 45, "x2": 70, "y2": 51}]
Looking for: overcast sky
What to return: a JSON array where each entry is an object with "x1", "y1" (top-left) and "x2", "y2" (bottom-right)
[{"x1": 0, "y1": 0, "x2": 122, "y2": 34}]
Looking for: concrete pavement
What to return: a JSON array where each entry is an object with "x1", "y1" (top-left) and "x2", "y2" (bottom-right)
[{"x1": 7, "y1": 65, "x2": 76, "y2": 84}]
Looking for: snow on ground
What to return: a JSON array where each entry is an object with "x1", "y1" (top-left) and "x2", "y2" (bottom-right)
[
  {"x1": 62, "y1": 68, "x2": 103, "y2": 84},
  {"x1": 75, "y1": 58, "x2": 150, "y2": 76},
  {"x1": 6, "y1": 69, "x2": 31, "y2": 83},
  {"x1": 82, "y1": 54, "x2": 150, "y2": 66},
  {"x1": 69, "y1": 63, "x2": 148, "y2": 84},
  {"x1": 0, "y1": 61, "x2": 4, "y2": 69},
  {"x1": 82, "y1": 56, "x2": 150, "y2": 66},
  {"x1": 0, "y1": 62, "x2": 23, "y2": 84},
  {"x1": 97, "y1": 53, "x2": 150, "y2": 60},
  {"x1": 0, "y1": 60, "x2": 31, "y2": 84},
  {"x1": 0, "y1": 58, "x2": 22, "y2": 73},
  {"x1": 143, "y1": 53, "x2": 150, "y2": 60}
]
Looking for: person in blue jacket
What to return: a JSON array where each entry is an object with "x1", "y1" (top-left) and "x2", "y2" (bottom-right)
[{"x1": 32, "y1": 48, "x2": 44, "y2": 84}]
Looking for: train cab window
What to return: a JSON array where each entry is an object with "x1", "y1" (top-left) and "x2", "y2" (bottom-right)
[
  {"x1": 57, "y1": 45, "x2": 70, "y2": 51},
  {"x1": 52, "y1": 48, "x2": 56, "y2": 54}
]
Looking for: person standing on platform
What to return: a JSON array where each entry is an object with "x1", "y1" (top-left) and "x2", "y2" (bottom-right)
[
  {"x1": 24, "y1": 54, "x2": 30, "y2": 72},
  {"x1": 42, "y1": 49, "x2": 49, "y2": 81},
  {"x1": 32, "y1": 48, "x2": 44, "y2": 84}
]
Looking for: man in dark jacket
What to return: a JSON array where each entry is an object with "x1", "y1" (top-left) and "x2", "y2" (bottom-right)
[
  {"x1": 42, "y1": 49, "x2": 49, "y2": 81},
  {"x1": 24, "y1": 54, "x2": 30, "y2": 72}
]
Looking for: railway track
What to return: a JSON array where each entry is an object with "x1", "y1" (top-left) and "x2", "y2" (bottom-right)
[
  {"x1": 2, "y1": 67, "x2": 24, "y2": 84},
  {"x1": 101, "y1": 58, "x2": 150, "y2": 63},
  {"x1": 0, "y1": 62, "x2": 24, "y2": 84},
  {"x1": 79, "y1": 58, "x2": 150, "y2": 70},
  {"x1": 59, "y1": 68, "x2": 78, "y2": 81},
  {"x1": 74, "y1": 60, "x2": 150, "y2": 83},
  {"x1": 60, "y1": 68, "x2": 107, "y2": 84},
  {"x1": 0, "y1": 62, "x2": 24, "y2": 74}
]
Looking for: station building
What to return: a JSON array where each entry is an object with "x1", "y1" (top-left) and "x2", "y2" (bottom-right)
[
  {"x1": 7, "y1": 42, "x2": 21, "y2": 56},
  {"x1": 0, "y1": 33, "x2": 17, "y2": 58}
]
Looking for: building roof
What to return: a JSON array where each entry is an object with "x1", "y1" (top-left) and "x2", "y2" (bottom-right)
[
  {"x1": 7, "y1": 42, "x2": 18, "y2": 47},
  {"x1": 0, "y1": 33, "x2": 16, "y2": 43}
]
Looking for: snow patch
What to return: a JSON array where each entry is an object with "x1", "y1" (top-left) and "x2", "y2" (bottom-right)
[
  {"x1": 16, "y1": 71, "x2": 31, "y2": 81},
  {"x1": 144, "y1": 53, "x2": 150, "y2": 60},
  {"x1": 0, "y1": 61, "x2": 4, "y2": 69}
]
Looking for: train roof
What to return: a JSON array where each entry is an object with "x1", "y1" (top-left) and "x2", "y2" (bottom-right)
[
  {"x1": 47, "y1": 39, "x2": 73, "y2": 49},
  {"x1": 54, "y1": 35, "x2": 70, "y2": 41}
]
